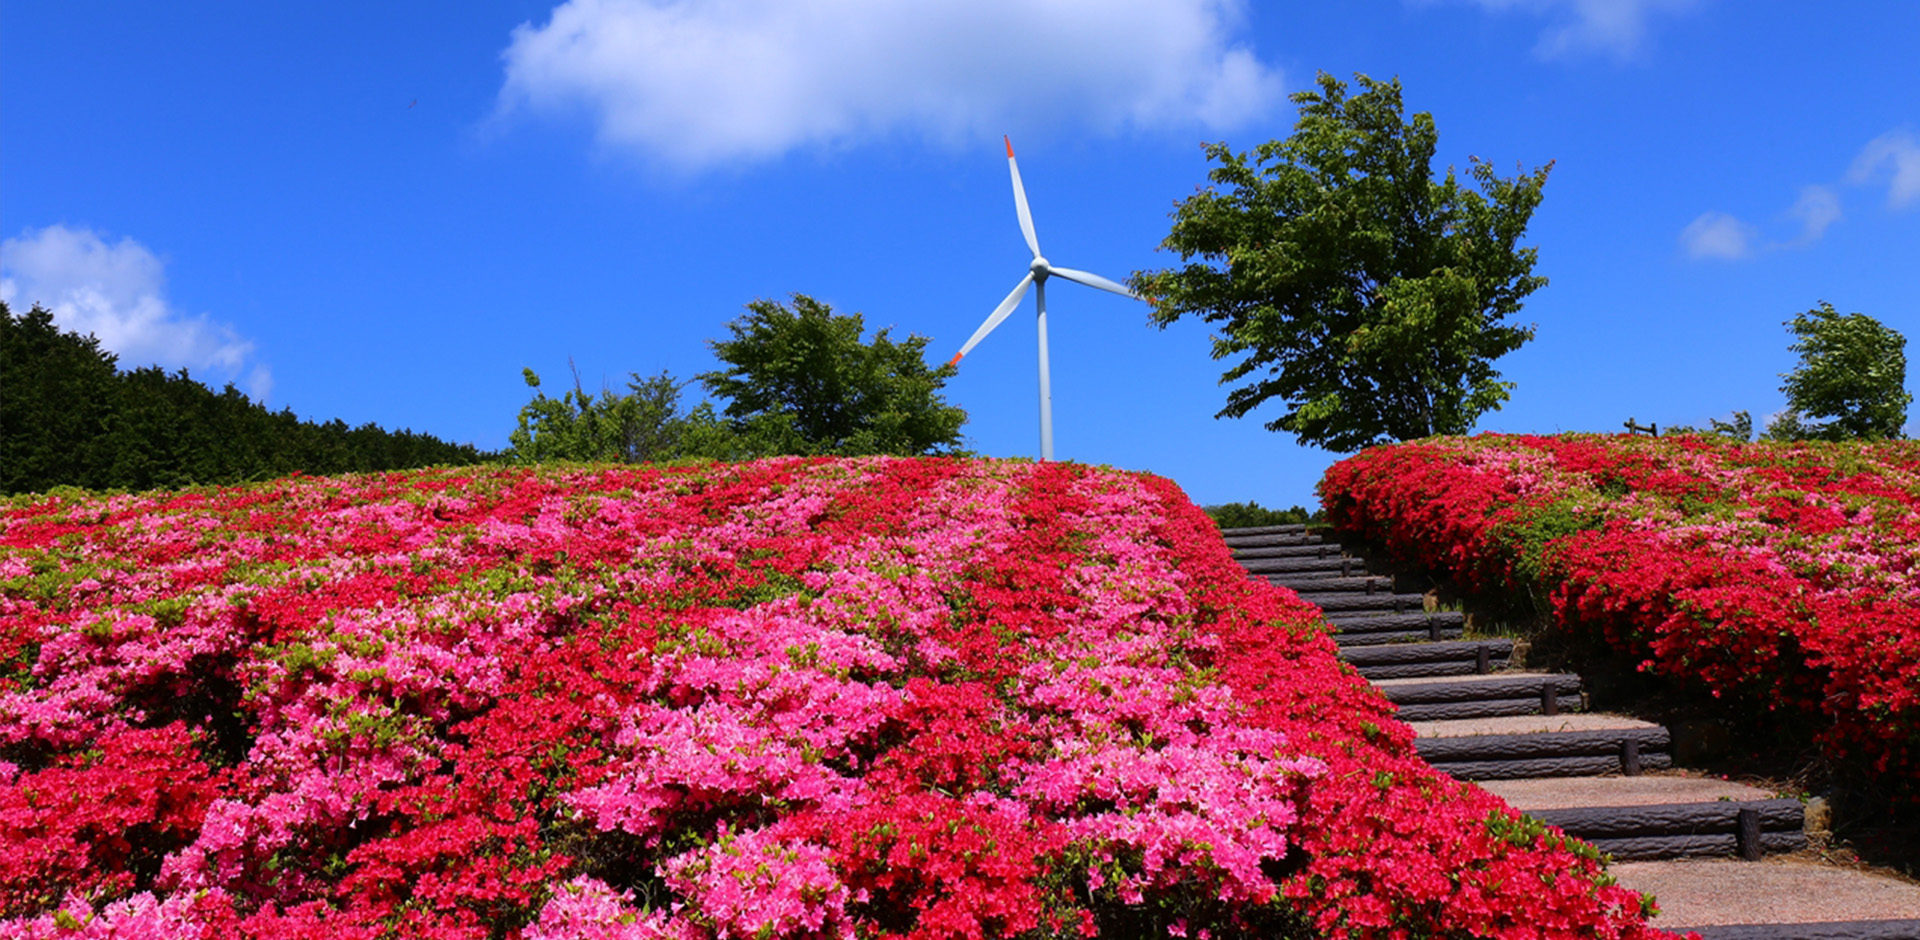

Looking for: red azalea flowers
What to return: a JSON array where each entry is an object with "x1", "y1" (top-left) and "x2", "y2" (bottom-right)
[
  {"x1": 1323, "y1": 433, "x2": 1920, "y2": 792},
  {"x1": 2, "y1": 458, "x2": 1663, "y2": 938}
]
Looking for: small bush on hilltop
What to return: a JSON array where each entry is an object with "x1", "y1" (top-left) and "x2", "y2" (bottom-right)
[{"x1": 1204, "y1": 501, "x2": 1318, "y2": 528}]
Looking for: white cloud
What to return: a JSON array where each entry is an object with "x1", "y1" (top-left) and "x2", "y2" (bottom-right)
[
  {"x1": 1679, "y1": 211, "x2": 1755, "y2": 260},
  {"x1": 0, "y1": 225, "x2": 272, "y2": 401},
  {"x1": 1786, "y1": 184, "x2": 1841, "y2": 245},
  {"x1": 1847, "y1": 129, "x2": 1920, "y2": 210},
  {"x1": 1442, "y1": 0, "x2": 1697, "y2": 60},
  {"x1": 496, "y1": 0, "x2": 1284, "y2": 170}
]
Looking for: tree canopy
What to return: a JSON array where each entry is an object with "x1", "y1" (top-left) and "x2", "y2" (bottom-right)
[
  {"x1": 2, "y1": 300, "x2": 485, "y2": 495},
  {"x1": 1770, "y1": 302, "x2": 1910, "y2": 441},
  {"x1": 506, "y1": 366, "x2": 704, "y2": 464},
  {"x1": 699, "y1": 294, "x2": 967, "y2": 456},
  {"x1": 1132, "y1": 72, "x2": 1552, "y2": 453}
]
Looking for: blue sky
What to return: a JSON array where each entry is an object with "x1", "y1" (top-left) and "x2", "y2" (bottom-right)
[{"x1": 4, "y1": 1, "x2": 1916, "y2": 509}]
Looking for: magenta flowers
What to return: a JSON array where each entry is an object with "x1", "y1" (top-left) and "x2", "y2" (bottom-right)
[{"x1": 3, "y1": 458, "x2": 1665, "y2": 938}]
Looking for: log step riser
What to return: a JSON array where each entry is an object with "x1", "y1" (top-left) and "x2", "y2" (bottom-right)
[
  {"x1": 1382, "y1": 675, "x2": 1582, "y2": 705},
  {"x1": 1690, "y1": 919, "x2": 1920, "y2": 940},
  {"x1": 1415, "y1": 729, "x2": 1672, "y2": 762},
  {"x1": 1394, "y1": 696, "x2": 1585, "y2": 722},
  {"x1": 1335, "y1": 628, "x2": 1465, "y2": 647},
  {"x1": 1232, "y1": 544, "x2": 1356, "y2": 560},
  {"x1": 1426, "y1": 753, "x2": 1675, "y2": 780},
  {"x1": 1585, "y1": 831, "x2": 1805, "y2": 862},
  {"x1": 1357, "y1": 660, "x2": 1511, "y2": 680}
]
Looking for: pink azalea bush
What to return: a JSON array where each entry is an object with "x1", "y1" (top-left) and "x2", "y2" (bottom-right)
[{"x1": 2, "y1": 458, "x2": 1667, "y2": 938}]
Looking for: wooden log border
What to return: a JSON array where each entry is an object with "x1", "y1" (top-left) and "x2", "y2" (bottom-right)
[
  {"x1": 1278, "y1": 575, "x2": 1396, "y2": 594},
  {"x1": 1417, "y1": 727, "x2": 1671, "y2": 762},
  {"x1": 1528, "y1": 799, "x2": 1802, "y2": 838},
  {"x1": 1232, "y1": 543, "x2": 1349, "y2": 560},
  {"x1": 1382, "y1": 674, "x2": 1583, "y2": 705},
  {"x1": 1356, "y1": 659, "x2": 1512, "y2": 681},
  {"x1": 1394, "y1": 695, "x2": 1585, "y2": 722},
  {"x1": 1690, "y1": 919, "x2": 1920, "y2": 940},
  {"x1": 1342, "y1": 640, "x2": 1514, "y2": 666},
  {"x1": 1325, "y1": 612, "x2": 1466, "y2": 632},
  {"x1": 1583, "y1": 830, "x2": 1806, "y2": 862},
  {"x1": 1245, "y1": 556, "x2": 1354, "y2": 574},
  {"x1": 1308, "y1": 592, "x2": 1433, "y2": 612},
  {"x1": 1427, "y1": 753, "x2": 1675, "y2": 780},
  {"x1": 1222, "y1": 533, "x2": 1326, "y2": 549},
  {"x1": 1334, "y1": 628, "x2": 1465, "y2": 647},
  {"x1": 1220, "y1": 524, "x2": 1312, "y2": 537}
]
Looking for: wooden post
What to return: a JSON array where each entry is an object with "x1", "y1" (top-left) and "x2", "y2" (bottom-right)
[
  {"x1": 1429, "y1": 618, "x2": 1442, "y2": 641},
  {"x1": 1620, "y1": 739, "x2": 1641, "y2": 776},
  {"x1": 1476, "y1": 646, "x2": 1492, "y2": 675},
  {"x1": 1541, "y1": 684, "x2": 1559, "y2": 716},
  {"x1": 1738, "y1": 808, "x2": 1762, "y2": 860}
]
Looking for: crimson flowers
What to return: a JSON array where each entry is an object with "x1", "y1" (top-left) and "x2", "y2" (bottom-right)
[
  {"x1": 3, "y1": 458, "x2": 1661, "y2": 938},
  {"x1": 1323, "y1": 433, "x2": 1920, "y2": 791}
]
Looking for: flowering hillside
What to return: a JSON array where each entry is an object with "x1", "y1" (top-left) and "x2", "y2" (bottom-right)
[
  {"x1": 1, "y1": 458, "x2": 1661, "y2": 938},
  {"x1": 1323, "y1": 434, "x2": 1920, "y2": 792}
]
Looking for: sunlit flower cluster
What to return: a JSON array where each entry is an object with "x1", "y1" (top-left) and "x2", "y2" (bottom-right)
[
  {"x1": 2, "y1": 458, "x2": 1664, "y2": 938},
  {"x1": 1324, "y1": 433, "x2": 1920, "y2": 788}
]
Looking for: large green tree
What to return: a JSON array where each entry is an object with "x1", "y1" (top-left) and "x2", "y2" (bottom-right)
[
  {"x1": 1769, "y1": 302, "x2": 1910, "y2": 441},
  {"x1": 700, "y1": 294, "x2": 967, "y2": 456},
  {"x1": 1133, "y1": 72, "x2": 1552, "y2": 452}
]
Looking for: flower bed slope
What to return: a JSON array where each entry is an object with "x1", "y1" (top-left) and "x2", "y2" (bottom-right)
[
  {"x1": 2, "y1": 459, "x2": 1662, "y2": 938},
  {"x1": 1321, "y1": 434, "x2": 1920, "y2": 793}
]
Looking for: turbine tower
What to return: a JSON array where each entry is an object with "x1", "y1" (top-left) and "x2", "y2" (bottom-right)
[{"x1": 948, "y1": 136, "x2": 1140, "y2": 461}]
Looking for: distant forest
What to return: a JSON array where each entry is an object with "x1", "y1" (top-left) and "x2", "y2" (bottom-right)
[{"x1": 2, "y1": 301, "x2": 486, "y2": 496}]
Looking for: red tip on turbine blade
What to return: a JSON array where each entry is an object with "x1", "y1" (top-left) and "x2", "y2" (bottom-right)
[
  {"x1": 1004, "y1": 136, "x2": 1015, "y2": 159},
  {"x1": 947, "y1": 352, "x2": 963, "y2": 367}
]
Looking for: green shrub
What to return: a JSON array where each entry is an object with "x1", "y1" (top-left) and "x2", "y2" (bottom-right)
[{"x1": 1202, "y1": 501, "x2": 1318, "y2": 529}]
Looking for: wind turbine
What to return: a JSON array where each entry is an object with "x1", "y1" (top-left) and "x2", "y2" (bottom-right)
[{"x1": 948, "y1": 136, "x2": 1141, "y2": 461}]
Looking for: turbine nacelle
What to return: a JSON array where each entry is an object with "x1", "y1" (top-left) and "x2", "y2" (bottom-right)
[{"x1": 1030, "y1": 256, "x2": 1052, "y2": 280}]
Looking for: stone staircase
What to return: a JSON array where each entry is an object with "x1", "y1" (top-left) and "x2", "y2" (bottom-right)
[{"x1": 1224, "y1": 524, "x2": 1920, "y2": 939}]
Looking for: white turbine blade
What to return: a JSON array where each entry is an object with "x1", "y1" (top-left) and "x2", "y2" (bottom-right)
[
  {"x1": 1006, "y1": 136, "x2": 1041, "y2": 258},
  {"x1": 1050, "y1": 265, "x2": 1138, "y2": 299},
  {"x1": 949, "y1": 273, "x2": 1034, "y2": 366}
]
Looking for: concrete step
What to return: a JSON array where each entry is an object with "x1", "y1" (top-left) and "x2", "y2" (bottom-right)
[
  {"x1": 1412, "y1": 714, "x2": 1671, "y2": 780},
  {"x1": 1612, "y1": 858, "x2": 1920, "y2": 935},
  {"x1": 1342, "y1": 639, "x2": 1512, "y2": 679},
  {"x1": 1376, "y1": 671, "x2": 1584, "y2": 721}
]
